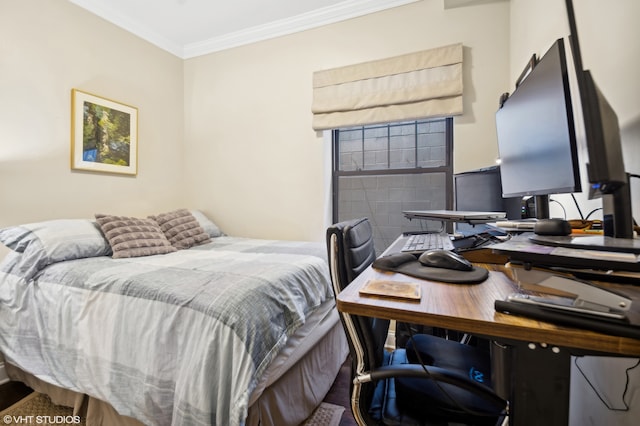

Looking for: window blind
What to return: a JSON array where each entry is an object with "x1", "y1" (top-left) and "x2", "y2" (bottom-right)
[{"x1": 312, "y1": 43, "x2": 463, "y2": 130}]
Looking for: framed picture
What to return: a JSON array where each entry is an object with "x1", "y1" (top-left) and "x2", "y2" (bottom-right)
[{"x1": 71, "y1": 89, "x2": 138, "y2": 175}]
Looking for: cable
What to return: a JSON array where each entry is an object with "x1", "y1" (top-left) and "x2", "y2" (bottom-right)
[
  {"x1": 585, "y1": 207, "x2": 602, "y2": 220},
  {"x1": 549, "y1": 198, "x2": 568, "y2": 219},
  {"x1": 573, "y1": 357, "x2": 640, "y2": 411},
  {"x1": 570, "y1": 193, "x2": 585, "y2": 220}
]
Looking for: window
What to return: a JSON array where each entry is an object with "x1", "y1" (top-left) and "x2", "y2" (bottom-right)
[{"x1": 332, "y1": 117, "x2": 453, "y2": 254}]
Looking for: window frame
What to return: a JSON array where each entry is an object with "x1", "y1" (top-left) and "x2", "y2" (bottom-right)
[{"x1": 331, "y1": 117, "x2": 454, "y2": 224}]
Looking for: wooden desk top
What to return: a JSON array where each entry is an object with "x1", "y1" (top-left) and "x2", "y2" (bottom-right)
[{"x1": 336, "y1": 263, "x2": 640, "y2": 357}]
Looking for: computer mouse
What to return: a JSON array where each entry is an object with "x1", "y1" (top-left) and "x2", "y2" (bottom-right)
[
  {"x1": 418, "y1": 249, "x2": 473, "y2": 271},
  {"x1": 534, "y1": 218, "x2": 572, "y2": 236}
]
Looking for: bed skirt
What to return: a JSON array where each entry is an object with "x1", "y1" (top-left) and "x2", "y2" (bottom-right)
[{"x1": 6, "y1": 301, "x2": 349, "y2": 426}]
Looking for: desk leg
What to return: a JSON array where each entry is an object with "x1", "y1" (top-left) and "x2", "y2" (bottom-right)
[{"x1": 509, "y1": 342, "x2": 571, "y2": 426}]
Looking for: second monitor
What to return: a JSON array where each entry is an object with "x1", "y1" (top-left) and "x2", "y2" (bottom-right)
[{"x1": 454, "y1": 166, "x2": 522, "y2": 235}]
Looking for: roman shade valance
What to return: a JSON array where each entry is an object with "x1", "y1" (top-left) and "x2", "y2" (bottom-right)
[{"x1": 311, "y1": 43, "x2": 463, "y2": 130}]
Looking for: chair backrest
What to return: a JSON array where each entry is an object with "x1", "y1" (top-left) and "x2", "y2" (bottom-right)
[
  {"x1": 327, "y1": 217, "x2": 377, "y2": 288},
  {"x1": 326, "y1": 218, "x2": 390, "y2": 424}
]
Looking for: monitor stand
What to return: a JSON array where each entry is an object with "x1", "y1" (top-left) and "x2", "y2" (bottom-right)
[
  {"x1": 529, "y1": 234, "x2": 640, "y2": 254},
  {"x1": 534, "y1": 195, "x2": 550, "y2": 219},
  {"x1": 606, "y1": 178, "x2": 634, "y2": 238}
]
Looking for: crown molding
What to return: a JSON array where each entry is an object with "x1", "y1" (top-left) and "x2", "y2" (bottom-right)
[
  {"x1": 443, "y1": 0, "x2": 508, "y2": 10},
  {"x1": 70, "y1": 0, "x2": 420, "y2": 59},
  {"x1": 69, "y1": 0, "x2": 184, "y2": 57},
  {"x1": 183, "y1": 0, "x2": 420, "y2": 58}
]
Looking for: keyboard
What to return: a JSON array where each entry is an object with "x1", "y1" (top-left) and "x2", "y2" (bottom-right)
[{"x1": 401, "y1": 233, "x2": 454, "y2": 253}]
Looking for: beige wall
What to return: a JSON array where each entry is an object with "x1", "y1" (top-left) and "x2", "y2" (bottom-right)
[
  {"x1": 0, "y1": 0, "x2": 510, "y2": 241},
  {"x1": 0, "y1": 0, "x2": 185, "y2": 227},
  {"x1": 8, "y1": 0, "x2": 637, "y2": 243},
  {"x1": 184, "y1": 0, "x2": 511, "y2": 241}
]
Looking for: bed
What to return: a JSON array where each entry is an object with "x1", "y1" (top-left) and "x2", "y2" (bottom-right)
[{"x1": 0, "y1": 210, "x2": 348, "y2": 426}]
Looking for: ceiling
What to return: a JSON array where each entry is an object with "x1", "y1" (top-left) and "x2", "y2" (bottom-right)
[{"x1": 69, "y1": 0, "x2": 421, "y2": 59}]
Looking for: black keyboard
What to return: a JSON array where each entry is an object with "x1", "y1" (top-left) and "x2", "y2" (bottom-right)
[{"x1": 401, "y1": 233, "x2": 454, "y2": 253}]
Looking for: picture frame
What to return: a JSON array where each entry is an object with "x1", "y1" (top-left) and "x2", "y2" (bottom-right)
[{"x1": 71, "y1": 89, "x2": 138, "y2": 175}]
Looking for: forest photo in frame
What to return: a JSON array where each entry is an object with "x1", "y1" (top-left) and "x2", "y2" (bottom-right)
[{"x1": 71, "y1": 89, "x2": 138, "y2": 175}]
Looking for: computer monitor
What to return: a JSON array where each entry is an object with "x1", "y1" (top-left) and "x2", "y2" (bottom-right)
[
  {"x1": 495, "y1": 38, "x2": 581, "y2": 220},
  {"x1": 454, "y1": 165, "x2": 522, "y2": 235},
  {"x1": 564, "y1": 0, "x2": 633, "y2": 238}
]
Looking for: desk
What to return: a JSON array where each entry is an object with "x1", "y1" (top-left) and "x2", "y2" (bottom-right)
[{"x1": 335, "y1": 242, "x2": 640, "y2": 425}]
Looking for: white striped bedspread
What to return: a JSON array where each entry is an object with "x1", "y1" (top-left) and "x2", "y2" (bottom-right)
[{"x1": 0, "y1": 237, "x2": 333, "y2": 425}]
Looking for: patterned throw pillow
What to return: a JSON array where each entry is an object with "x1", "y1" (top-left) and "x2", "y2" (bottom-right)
[
  {"x1": 150, "y1": 209, "x2": 211, "y2": 249},
  {"x1": 95, "y1": 214, "x2": 177, "y2": 258}
]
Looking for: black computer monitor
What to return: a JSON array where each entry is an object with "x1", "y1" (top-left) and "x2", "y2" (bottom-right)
[
  {"x1": 495, "y1": 38, "x2": 581, "y2": 220},
  {"x1": 454, "y1": 165, "x2": 522, "y2": 235},
  {"x1": 564, "y1": 0, "x2": 633, "y2": 238},
  {"x1": 455, "y1": 166, "x2": 522, "y2": 218}
]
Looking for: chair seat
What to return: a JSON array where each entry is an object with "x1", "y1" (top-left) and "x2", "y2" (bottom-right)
[
  {"x1": 405, "y1": 334, "x2": 492, "y2": 386},
  {"x1": 371, "y1": 335, "x2": 503, "y2": 425}
]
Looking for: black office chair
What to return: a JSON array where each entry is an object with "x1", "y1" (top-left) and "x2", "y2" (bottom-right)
[{"x1": 326, "y1": 217, "x2": 507, "y2": 425}]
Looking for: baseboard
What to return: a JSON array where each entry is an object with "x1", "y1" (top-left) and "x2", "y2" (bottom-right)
[{"x1": 0, "y1": 362, "x2": 9, "y2": 385}]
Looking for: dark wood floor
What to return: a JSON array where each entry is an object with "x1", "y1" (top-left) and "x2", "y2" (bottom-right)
[
  {"x1": 0, "y1": 359, "x2": 355, "y2": 424},
  {"x1": 0, "y1": 380, "x2": 33, "y2": 411}
]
